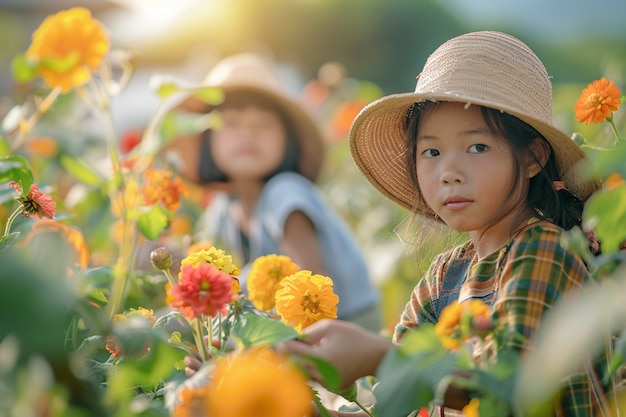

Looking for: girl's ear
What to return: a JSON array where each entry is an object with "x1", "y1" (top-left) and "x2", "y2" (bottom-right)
[{"x1": 525, "y1": 138, "x2": 550, "y2": 178}]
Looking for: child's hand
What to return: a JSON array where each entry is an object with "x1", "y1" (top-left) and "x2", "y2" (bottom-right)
[
  {"x1": 276, "y1": 319, "x2": 393, "y2": 390},
  {"x1": 183, "y1": 336, "x2": 222, "y2": 377}
]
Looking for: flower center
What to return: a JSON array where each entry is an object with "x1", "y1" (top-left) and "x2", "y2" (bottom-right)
[{"x1": 301, "y1": 293, "x2": 320, "y2": 314}]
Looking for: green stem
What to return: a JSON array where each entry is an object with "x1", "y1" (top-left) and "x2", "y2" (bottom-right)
[
  {"x1": 163, "y1": 268, "x2": 176, "y2": 286},
  {"x1": 4, "y1": 206, "x2": 22, "y2": 236},
  {"x1": 193, "y1": 316, "x2": 209, "y2": 361},
  {"x1": 607, "y1": 116, "x2": 622, "y2": 144},
  {"x1": 353, "y1": 399, "x2": 375, "y2": 417}
]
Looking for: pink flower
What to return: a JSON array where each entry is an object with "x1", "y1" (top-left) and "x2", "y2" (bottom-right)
[
  {"x1": 10, "y1": 182, "x2": 56, "y2": 218},
  {"x1": 167, "y1": 263, "x2": 236, "y2": 319}
]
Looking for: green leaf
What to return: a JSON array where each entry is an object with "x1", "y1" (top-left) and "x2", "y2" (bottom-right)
[
  {"x1": 231, "y1": 314, "x2": 299, "y2": 347},
  {"x1": 298, "y1": 354, "x2": 343, "y2": 392},
  {"x1": 59, "y1": 154, "x2": 104, "y2": 186},
  {"x1": 39, "y1": 51, "x2": 80, "y2": 74},
  {"x1": 0, "y1": 137, "x2": 9, "y2": 157},
  {"x1": 375, "y1": 326, "x2": 456, "y2": 417},
  {"x1": 0, "y1": 155, "x2": 33, "y2": 195},
  {"x1": 584, "y1": 183, "x2": 626, "y2": 253},
  {"x1": 137, "y1": 205, "x2": 171, "y2": 241},
  {"x1": 11, "y1": 53, "x2": 38, "y2": 84},
  {"x1": 583, "y1": 141, "x2": 626, "y2": 181},
  {"x1": 0, "y1": 232, "x2": 20, "y2": 251},
  {"x1": 188, "y1": 86, "x2": 224, "y2": 106}
]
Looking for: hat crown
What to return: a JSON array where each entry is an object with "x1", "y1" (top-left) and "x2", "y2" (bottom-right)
[
  {"x1": 203, "y1": 53, "x2": 284, "y2": 93},
  {"x1": 415, "y1": 31, "x2": 553, "y2": 126}
]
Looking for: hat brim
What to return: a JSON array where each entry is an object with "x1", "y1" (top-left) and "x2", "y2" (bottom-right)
[
  {"x1": 349, "y1": 92, "x2": 601, "y2": 214},
  {"x1": 163, "y1": 84, "x2": 326, "y2": 184}
]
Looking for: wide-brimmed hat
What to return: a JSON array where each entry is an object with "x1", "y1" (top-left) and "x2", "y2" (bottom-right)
[
  {"x1": 164, "y1": 53, "x2": 325, "y2": 183},
  {"x1": 349, "y1": 31, "x2": 600, "y2": 215}
]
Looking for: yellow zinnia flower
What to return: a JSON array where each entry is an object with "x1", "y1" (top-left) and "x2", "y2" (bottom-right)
[
  {"x1": 574, "y1": 77, "x2": 622, "y2": 124},
  {"x1": 25, "y1": 7, "x2": 110, "y2": 92},
  {"x1": 274, "y1": 270, "x2": 339, "y2": 333},
  {"x1": 207, "y1": 347, "x2": 314, "y2": 417},
  {"x1": 462, "y1": 397, "x2": 480, "y2": 417},
  {"x1": 247, "y1": 254, "x2": 300, "y2": 311},
  {"x1": 180, "y1": 246, "x2": 240, "y2": 276}
]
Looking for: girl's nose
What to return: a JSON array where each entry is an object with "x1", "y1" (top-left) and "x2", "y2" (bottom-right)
[{"x1": 439, "y1": 159, "x2": 464, "y2": 185}]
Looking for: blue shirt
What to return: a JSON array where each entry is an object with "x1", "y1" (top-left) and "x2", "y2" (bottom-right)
[{"x1": 196, "y1": 172, "x2": 379, "y2": 320}]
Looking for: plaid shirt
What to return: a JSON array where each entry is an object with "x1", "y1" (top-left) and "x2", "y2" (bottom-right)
[{"x1": 393, "y1": 219, "x2": 611, "y2": 416}]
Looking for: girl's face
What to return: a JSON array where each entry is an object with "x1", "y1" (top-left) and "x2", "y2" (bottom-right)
[
  {"x1": 415, "y1": 102, "x2": 527, "y2": 239},
  {"x1": 210, "y1": 105, "x2": 287, "y2": 181}
]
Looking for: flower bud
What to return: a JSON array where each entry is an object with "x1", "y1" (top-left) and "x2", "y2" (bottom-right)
[
  {"x1": 150, "y1": 247, "x2": 172, "y2": 271},
  {"x1": 470, "y1": 315, "x2": 494, "y2": 339}
]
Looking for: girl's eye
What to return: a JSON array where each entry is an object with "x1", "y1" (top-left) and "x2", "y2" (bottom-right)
[
  {"x1": 469, "y1": 144, "x2": 488, "y2": 153},
  {"x1": 422, "y1": 149, "x2": 440, "y2": 158}
]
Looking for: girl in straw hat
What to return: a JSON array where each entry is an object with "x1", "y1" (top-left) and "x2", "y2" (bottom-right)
[
  {"x1": 279, "y1": 31, "x2": 610, "y2": 416},
  {"x1": 164, "y1": 53, "x2": 381, "y2": 337}
]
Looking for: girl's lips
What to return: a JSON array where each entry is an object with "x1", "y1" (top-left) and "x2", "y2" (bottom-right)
[{"x1": 443, "y1": 199, "x2": 472, "y2": 211}]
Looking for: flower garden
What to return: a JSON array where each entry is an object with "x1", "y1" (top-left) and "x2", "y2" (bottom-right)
[{"x1": 2, "y1": 6, "x2": 626, "y2": 417}]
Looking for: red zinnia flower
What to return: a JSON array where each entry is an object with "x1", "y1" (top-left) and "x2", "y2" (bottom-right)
[
  {"x1": 10, "y1": 182, "x2": 56, "y2": 218},
  {"x1": 168, "y1": 263, "x2": 236, "y2": 319}
]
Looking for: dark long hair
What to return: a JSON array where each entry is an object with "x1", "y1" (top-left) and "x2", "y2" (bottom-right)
[
  {"x1": 197, "y1": 91, "x2": 301, "y2": 184},
  {"x1": 404, "y1": 101, "x2": 584, "y2": 232}
]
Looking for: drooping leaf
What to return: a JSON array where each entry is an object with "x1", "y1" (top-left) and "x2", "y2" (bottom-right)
[
  {"x1": 60, "y1": 154, "x2": 105, "y2": 187},
  {"x1": 11, "y1": 53, "x2": 38, "y2": 84},
  {"x1": 137, "y1": 205, "x2": 171, "y2": 241}
]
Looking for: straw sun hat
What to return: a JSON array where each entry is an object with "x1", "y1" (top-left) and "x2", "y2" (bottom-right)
[
  {"x1": 164, "y1": 53, "x2": 325, "y2": 183},
  {"x1": 349, "y1": 31, "x2": 600, "y2": 216}
]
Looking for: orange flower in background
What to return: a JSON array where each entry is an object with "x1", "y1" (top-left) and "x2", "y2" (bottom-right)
[
  {"x1": 186, "y1": 241, "x2": 214, "y2": 255},
  {"x1": 247, "y1": 254, "x2": 300, "y2": 311},
  {"x1": 206, "y1": 347, "x2": 314, "y2": 417},
  {"x1": 141, "y1": 169, "x2": 188, "y2": 213},
  {"x1": 105, "y1": 307, "x2": 156, "y2": 358},
  {"x1": 25, "y1": 7, "x2": 109, "y2": 92},
  {"x1": 574, "y1": 77, "x2": 622, "y2": 124},
  {"x1": 331, "y1": 99, "x2": 367, "y2": 140},
  {"x1": 24, "y1": 135, "x2": 59, "y2": 157},
  {"x1": 168, "y1": 263, "x2": 237, "y2": 319},
  {"x1": 26, "y1": 220, "x2": 89, "y2": 268},
  {"x1": 605, "y1": 173, "x2": 625, "y2": 191},
  {"x1": 171, "y1": 384, "x2": 212, "y2": 417},
  {"x1": 10, "y1": 182, "x2": 56, "y2": 218},
  {"x1": 274, "y1": 270, "x2": 339, "y2": 332}
]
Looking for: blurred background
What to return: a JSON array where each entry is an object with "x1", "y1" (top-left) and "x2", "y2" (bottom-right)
[{"x1": 1, "y1": 0, "x2": 625, "y2": 329}]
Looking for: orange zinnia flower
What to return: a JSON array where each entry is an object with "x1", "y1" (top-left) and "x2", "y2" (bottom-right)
[
  {"x1": 435, "y1": 300, "x2": 492, "y2": 350},
  {"x1": 206, "y1": 347, "x2": 314, "y2": 417},
  {"x1": 141, "y1": 169, "x2": 188, "y2": 213},
  {"x1": 171, "y1": 384, "x2": 212, "y2": 417},
  {"x1": 274, "y1": 270, "x2": 339, "y2": 332},
  {"x1": 10, "y1": 182, "x2": 56, "y2": 219},
  {"x1": 574, "y1": 77, "x2": 622, "y2": 124},
  {"x1": 247, "y1": 254, "x2": 300, "y2": 311},
  {"x1": 168, "y1": 263, "x2": 237, "y2": 320},
  {"x1": 25, "y1": 7, "x2": 110, "y2": 92}
]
